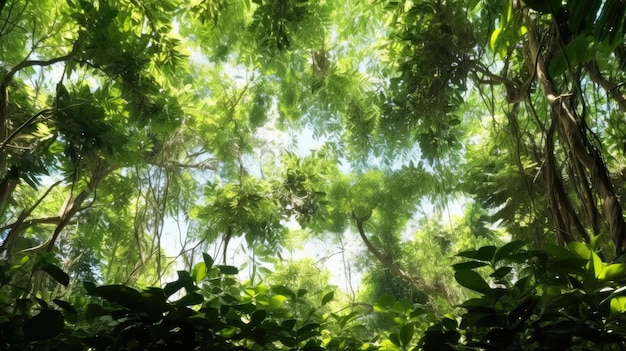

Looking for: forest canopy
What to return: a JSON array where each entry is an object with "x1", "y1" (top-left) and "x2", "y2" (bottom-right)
[{"x1": 1, "y1": 0, "x2": 626, "y2": 349}]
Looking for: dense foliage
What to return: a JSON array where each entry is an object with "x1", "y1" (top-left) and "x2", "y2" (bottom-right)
[{"x1": 1, "y1": 0, "x2": 626, "y2": 349}]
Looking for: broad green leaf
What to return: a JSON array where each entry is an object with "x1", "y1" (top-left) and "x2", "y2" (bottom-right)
[
  {"x1": 272, "y1": 285, "x2": 296, "y2": 300},
  {"x1": 568, "y1": 242, "x2": 604, "y2": 277},
  {"x1": 599, "y1": 263, "x2": 626, "y2": 281},
  {"x1": 455, "y1": 270, "x2": 492, "y2": 295},
  {"x1": 217, "y1": 265, "x2": 239, "y2": 275},
  {"x1": 269, "y1": 295, "x2": 288, "y2": 309},
  {"x1": 490, "y1": 266, "x2": 513, "y2": 280},
  {"x1": 399, "y1": 323, "x2": 414, "y2": 347},
  {"x1": 392, "y1": 299, "x2": 414, "y2": 314},
  {"x1": 373, "y1": 294, "x2": 397, "y2": 312},
  {"x1": 250, "y1": 309, "x2": 267, "y2": 325},
  {"x1": 192, "y1": 262, "x2": 207, "y2": 283},
  {"x1": 53, "y1": 299, "x2": 77, "y2": 315},
  {"x1": 173, "y1": 292, "x2": 204, "y2": 307},
  {"x1": 203, "y1": 253, "x2": 214, "y2": 271},
  {"x1": 321, "y1": 291, "x2": 334, "y2": 306},
  {"x1": 457, "y1": 246, "x2": 497, "y2": 262},
  {"x1": 389, "y1": 332, "x2": 401, "y2": 347},
  {"x1": 452, "y1": 261, "x2": 489, "y2": 271},
  {"x1": 40, "y1": 264, "x2": 69, "y2": 286},
  {"x1": 493, "y1": 241, "x2": 525, "y2": 262},
  {"x1": 544, "y1": 244, "x2": 579, "y2": 259},
  {"x1": 489, "y1": 28, "x2": 502, "y2": 51},
  {"x1": 610, "y1": 296, "x2": 626, "y2": 318}
]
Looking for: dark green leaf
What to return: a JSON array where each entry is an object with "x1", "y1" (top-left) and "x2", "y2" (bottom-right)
[
  {"x1": 217, "y1": 265, "x2": 239, "y2": 275},
  {"x1": 203, "y1": 253, "x2": 214, "y2": 271},
  {"x1": 90, "y1": 284, "x2": 143, "y2": 309},
  {"x1": 493, "y1": 241, "x2": 526, "y2": 262},
  {"x1": 389, "y1": 332, "x2": 401, "y2": 346},
  {"x1": 456, "y1": 246, "x2": 496, "y2": 262},
  {"x1": 452, "y1": 260, "x2": 489, "y2": 271},
  {"x1": 173, "y1": 292, "x2": 204, "y2": 307},
  {"x1": 24, "y1": 309, "x2": 64, "y2": 341},
  {"x1": 455, "y1": 270, "x2": 492, "y2": 295},
  {"x1": 490, "y1": 266, "x2": 513, "y2": 280},
  {"x1": 53, "y1": 299, "x2": 77, "y2": 315},
  {"x1": 40, "y1": 264, "x2": 69, "y2": 286},
  {"x1": 399, "y1": 323, "x2": 414, "y2": 347},
  {"x1": 250, "y1": 309, "x2": 267, "y2": 325},
  {"x1": 321, "y1": 290, "x2": 334, "y2": 306}
]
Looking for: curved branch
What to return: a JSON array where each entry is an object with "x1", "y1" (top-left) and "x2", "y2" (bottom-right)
[
  {"x1": 353, "y1": 212, "x2": 426, "y2": 292},
  {"x1": 587, "y1": 60, "x2": 626, "y2": 112}
]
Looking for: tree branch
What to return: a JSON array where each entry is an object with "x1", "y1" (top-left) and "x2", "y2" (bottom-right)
[
  {"x1": 587, "y1": 60, "x2": 626, "y2": 112},
  {"x1": 353, "y1": 212, "x2": 424, "y2": 290}
]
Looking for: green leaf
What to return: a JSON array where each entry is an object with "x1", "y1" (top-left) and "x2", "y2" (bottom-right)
[
  {"x1": 163, "y1": 271, "x2": 196, "y2": 297},
  {"x1": 173, "y1": 292, "x2": 204, "y2": 307},
  {"x1": 457, "y1": 246, "x2": 497, "y2": 262},
  {"x1": 491, "y1": 266, "x2": 513, "y2": 280},
  {"x1": 610, "y1": 296, "x2": 626, "y2": 318},
  {"x1": 389, "y1": 332, "x2": 401, "y2": 347},
  {"x1": 84, "y1": 303, "x2": 105, "y2": 323},
  {"x1": 40, "y1": 264, "x2": 70, "y2": 286},
  {"x1": 217, "y1": 265, "x2": 239, "y2": 275},
  {"x1": 452, "y1": 260, "x2": 489, "y2": 271},
  {"x1": 250, "y1": 309, "x2": 267, "y2": 325},
  {"x1": 399, "y1": 323, "x2": 414, "y2": 347},
  {"x1": 321, "y1": 291, "x2": 334, "y2": 306},
  {"x1": 272, "y1": 285, "x2": 296, "y2": 300},
  {"x1": 90, "y1": 285, "x2": 143, "y2": 309},
  {"x1": 203, "y1": 253, "x2": 214, "y2": 271},
  {"x1": 455, "y1": 270, "x2": 492, "y2": 295},
  {"x1": 53, "y1": 299, "x2": 77, "y2": 315},
  {"x1": 192, "y1": 262, "x2": 207, "y2": 283},
  {"x1": 373, "y1": 294, "x2": 397, "y2": 312},
  {"x1": 493, "y1": 241, "x2": 526, "y2": 262},
  {"x1": 599, "y1": 263, "x2": 626, "y2": 281},
  {"x1": 544, "y1": 244, "x2": 579, "y2": 259},
  {"x1": 490, "y1": 27, "x2": 502, "y2": 52},
  {"x1": 269, "y1": 295, "x2": 288, "y2": 309}
]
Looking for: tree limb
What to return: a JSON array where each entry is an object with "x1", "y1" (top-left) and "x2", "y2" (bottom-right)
[
  {"x1": 587, "y1": 60, "x2": 626, "y2": 112},
  {"x1": 353, "y1": 212, "x2": 426, "y2": 292}
]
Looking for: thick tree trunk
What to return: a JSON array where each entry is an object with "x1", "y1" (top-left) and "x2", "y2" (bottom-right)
[{"x1": 525, "y1": 21, "x2": 626, "y2": 255}]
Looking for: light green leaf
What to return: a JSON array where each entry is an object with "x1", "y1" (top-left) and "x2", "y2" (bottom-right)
[
  {"x1": 599, "y1": 263, "x2": 626, "y2": 281},
  {"x1": 192, "y1": 262, "x2": 207, "y2": 283}
]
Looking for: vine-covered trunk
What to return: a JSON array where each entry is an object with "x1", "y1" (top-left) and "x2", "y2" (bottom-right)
[{"x1": 525, "y1": 15, "x2": 626, "y2": 256}]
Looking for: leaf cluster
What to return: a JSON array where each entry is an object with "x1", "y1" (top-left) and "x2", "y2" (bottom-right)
[{"x1": 422, "y1": 241, "x2": 626, "y2": 350}]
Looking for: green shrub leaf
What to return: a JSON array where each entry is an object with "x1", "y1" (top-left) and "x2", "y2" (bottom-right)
[
  {"x1": 494, "y1": 241, "x2": 526, "y2": 262},
  {"x1": 455, "y1": 270, "x2": 492, "y2": 295},
  {"x1": 452, "y1": 261, "x2": 489, "y2": 271},
  {"x1": 457, "y1": 246, "x2": 496, "y2": 262},
  {"x1": 400, "y1": 323, "x2": 414, "y2": 347},
  {"x1": 41, "y1": 264, "x2": 69, "y2": 286},
  {"x1": 321, "y1": 290, "x2": 334, "y2": 306}
]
